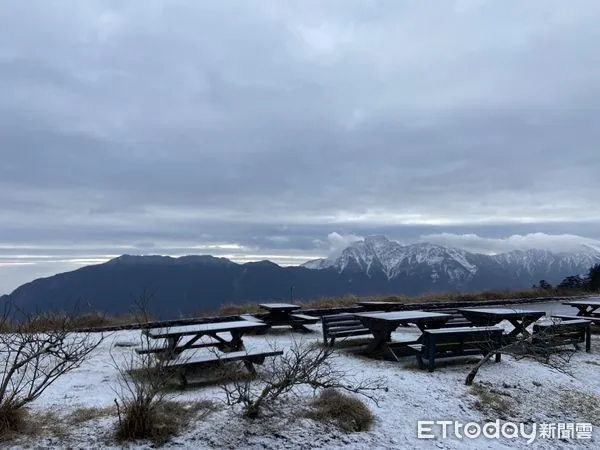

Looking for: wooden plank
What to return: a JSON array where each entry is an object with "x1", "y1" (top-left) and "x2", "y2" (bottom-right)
[
  {"x1": 145, "y1": 320, "x2": 266, "y2": 338},
  {"x1": 165, "y1": 350, "x2": 283, "y2": 368},
  {"x1": 354, "y1": 311, "x2": 452, "y2": 321}
]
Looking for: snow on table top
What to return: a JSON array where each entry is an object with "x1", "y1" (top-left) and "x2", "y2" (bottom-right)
[
  {"x1": 563, "y1": 299, "x2": 600, "y2": 307},
  {"x1": 458, "y1": 308, "x2": 547, "y2": 318},
  {"x1": 354, "y1": 310, "x2": 452, "y2": 321},
  {"x1": 145, "y1": 320, "x2": 266, "y2": 338},
  {"x1": 258, "y1": 302, "x2": 301, "y2": 310}
]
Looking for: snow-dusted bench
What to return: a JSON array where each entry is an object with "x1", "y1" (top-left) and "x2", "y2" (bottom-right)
[
  {"x1": 321, "y1": 313, "x2": 372, "y2": 346},
  {"x1": 409, "y1": 326, "x2": 503, "y2": 372},
  {"x1": 534, "y1": 318, "x2": 591, "y2": 353},
  {"x1": 166, "y1": 349, "x2": 283, "y2": 386}
]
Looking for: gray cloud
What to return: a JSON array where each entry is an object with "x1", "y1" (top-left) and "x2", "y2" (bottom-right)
[{"x1": 1, "y1": 0, "x2": 600, "y2": 293}]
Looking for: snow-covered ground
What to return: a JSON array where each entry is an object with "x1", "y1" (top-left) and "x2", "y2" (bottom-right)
[{"x1": 7, "y1": 318, "x2": 600, "y2": 449}]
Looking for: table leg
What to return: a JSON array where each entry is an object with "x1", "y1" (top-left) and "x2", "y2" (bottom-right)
[{"x1": 507, "y1": 318, "x2": 536, "y2": 338}]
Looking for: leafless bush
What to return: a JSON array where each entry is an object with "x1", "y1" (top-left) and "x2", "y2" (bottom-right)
[
  {"x1": 221, "y1": 339, "x2": 386, "y2": 419},
  {"x1": 110, "y1": 294, "x2": 205, "y2": 445},
  {"x1": 0, "y1": 299, "x2": 103, "y2": 437},
  {"x1": 307, "y1": 388, "x2": 375, "y2": 432},
  {"x1": 466, "y1": 317, "x2": 577, "y2": 385}
]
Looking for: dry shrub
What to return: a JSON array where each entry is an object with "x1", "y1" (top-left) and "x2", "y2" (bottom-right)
[
  {"x1": 0, "y1": 406, "x2": 26, "y2": 438},
  {"x1": 308, "y1": 389, "x2": 375, "y2": 432},
  {"x1": 115, "y1": 400, "x2": 213, "y2": 445}
]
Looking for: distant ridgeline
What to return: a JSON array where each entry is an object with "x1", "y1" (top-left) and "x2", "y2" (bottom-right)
[{"x1": 2, "y1": 237, "x2": 599, "y2": 320}]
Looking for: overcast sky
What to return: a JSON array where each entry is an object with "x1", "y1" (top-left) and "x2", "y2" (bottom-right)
[{"x1": 2, "y1": 0, "x2": 600, "y2": 295}]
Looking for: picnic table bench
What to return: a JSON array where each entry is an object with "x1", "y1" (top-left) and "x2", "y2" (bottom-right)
[
  {"x1": 353, "y1": 311, "x2": 452, "y2": 361},
  {"x1": 409, "y1": 326, "x2": 503, "y2": 372},
  {"x1": 458, "y1": 308, "x2": 546, "y2": 340},
  {"x1": 552, "y1": 314, "x2": 600, "y2": 326},
  {"x1": 136, "y1": 320, "x2": 268, "y2": 358},
  {"x1": 562, "y1": 299, "x2": 600, "y2": 317},
  {"x1": 165, "y1": 349, "x2": 283, "y2": 386},
  {"x1": 423, "y1": 307, "x2": 473, "y2": 328},
  {"x1": 256, "y1": 303, "x2": 319, "y2": 332},
  {"x1": 533, "y1": 319, "x2": 591, "y2": 353},
  {"x1": 321, "y1": 313, "x2": 372, "y2": 346}
]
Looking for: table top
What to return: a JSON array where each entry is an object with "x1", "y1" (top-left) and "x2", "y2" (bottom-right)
[
  {"x1": 563, "y1": 299, "x2": 600, "y2": 307},
  {"x1": 458, "y1": 308, "x2": 546, "y2": 318},
  {"x1": 354, "y1": 310, "x2": 452, "y2": 322},
  {"x1": 145, "y1": 320, "x2": 266, "y2": 338},
  {"x1": 258, "y1": 303, "x2": 301, "y2": 311}
]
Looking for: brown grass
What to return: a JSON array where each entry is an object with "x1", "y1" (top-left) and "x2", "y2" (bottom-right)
[
  {"x1": 469, "y1": 384, "x2": 515, "y2": 419},
  {"x1": 115, "y1": 400, "x2": 214, "y2": 446},
  {"x1": 4, "y1": 312, "x2": 150, "y2": 333},
  {"x1": 557, "y1": 390, "x2": 600, "y2": 424},
  {"x1": 67, "y1": 406, "x2": 116, "y2": 425},
  {"x1": 0, "y1": 408, "x2": 68, "y2": 443},
  {"x1": 307, "y1": 389, "x2": 375, "y2": 432},
  {"x1": 211, "y1": 288, "x2": 584, "y2": 316}
]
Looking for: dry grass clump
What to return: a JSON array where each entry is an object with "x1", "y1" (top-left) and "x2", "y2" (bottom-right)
[
  {"x1": 0, "y1": 406, "x2": 27, "y2": 439},
  {"x1": 469, "y1": 384, "x2": 515, "y2": 419},
  {"x1": 307, "y1": 389, "x2": 375, "y2": 432},
  {"x1": 0, "y1": 409, "x2": 68, "y2": 443},
  {"x1": 115, "y1": 400, "x2": 213, "y2": 445},
  {"x1": 67, "y1": 406, "x2": 116, "y2": 425},
  {"x1": 557, "y1": 390, "x2": 600, "y2": 424}
]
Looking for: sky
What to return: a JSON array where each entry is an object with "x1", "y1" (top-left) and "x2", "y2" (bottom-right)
[{"x1": 2, "y1": 0, "x2": 600, "y2": 295}]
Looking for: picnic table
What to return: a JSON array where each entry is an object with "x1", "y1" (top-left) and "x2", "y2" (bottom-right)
[
  {"x1": 141, "y1": 320, "x2": 268, "y2": 359},
  {"x1": 255, "y1": 303, "x2": 319, "y2": 332},
  {"x1": 353, "y1": 311, "x2": 452, "y2": 361},
  {"x1": 458, "y1": 308, "x2": 546, "y2": 339},
  {"x1": 562, "y1": 299, "x2": 600, "y2": 317}
]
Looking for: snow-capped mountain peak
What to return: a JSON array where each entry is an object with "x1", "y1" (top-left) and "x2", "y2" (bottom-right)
[{"x1": 302, "y1": 235, "x2": 600, "y2": 289}]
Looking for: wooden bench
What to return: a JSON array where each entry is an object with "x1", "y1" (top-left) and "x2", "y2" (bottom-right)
[
  {"x1": 409, "y1": 326, "x2": 503, "y2": 372},
  {"x1": 165, "y1": 349, "x2": 283, "y2": 386},
  {"x1": 552, "y1": 314, "x2": 600, "y2": 325},
  {"x1": 423, "y1": 308, "x2": 473, "y2": 328},
  {"x1": 290, "y1": 313, "x2": 319, "y2": 328},
  {"x1": 322, "y1": 313, "x2": 372, "y2": 346},
  {"x1": 534, "y1": 319, "x2": 591, "y2": 353}
]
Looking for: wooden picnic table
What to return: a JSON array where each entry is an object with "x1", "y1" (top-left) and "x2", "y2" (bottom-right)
[
  {"x1": 458, "y1": 308, "x2": 545, "y2": 339},
  {"x1": 353, "y1": 311, "x2": 452, "y2": 361},
  {"x1": 256, "y1": 303, "x2": 318, "y2": 332},
  {"x1": 143, "y1": 320, "x2": 267, "y2": 358},
  {"x1": 562, "y1": 299, "x2": 600, "y2": 317}
]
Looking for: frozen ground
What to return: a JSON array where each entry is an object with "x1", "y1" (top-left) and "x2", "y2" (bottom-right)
[{"x1": 6, "y1": 316, "x2": 600, "y2": 449}]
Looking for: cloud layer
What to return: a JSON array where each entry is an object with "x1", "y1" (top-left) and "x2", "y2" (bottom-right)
[{"x1": 1, "y1": 1, "x2": 600, "y2": 293}]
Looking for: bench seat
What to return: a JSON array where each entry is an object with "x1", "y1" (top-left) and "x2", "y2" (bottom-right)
[
  {"x1": 552, "y1": 314, "x2": 600, "y2": 325},
  {"x1": 413, "y1": 326, "x2": 504, "y2": 372},
  {"x1": 423, "y1": 308, "x2": 473, "y2": 328},
  {"x1": 165, "y1": 349, "x2": 283, "y2": 386},
  {"x1": 290, "y1": 313, "x2": 319, "y2": 324},
  {"x1": 534, "y1": 319, "x2": 591, "y2": 353},
  {"x1": 322, "y1": 313, "x2": 372, "y2": 346}
]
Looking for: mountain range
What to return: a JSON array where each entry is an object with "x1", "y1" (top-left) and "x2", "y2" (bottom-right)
[{"x1": 2, "y1": 235, "x2": 598, "y2": 319}]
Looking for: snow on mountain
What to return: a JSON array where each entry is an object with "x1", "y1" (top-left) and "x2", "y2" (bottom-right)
[{"x1": 302, "y1": 235, "x2": 600, "y2": 287}]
